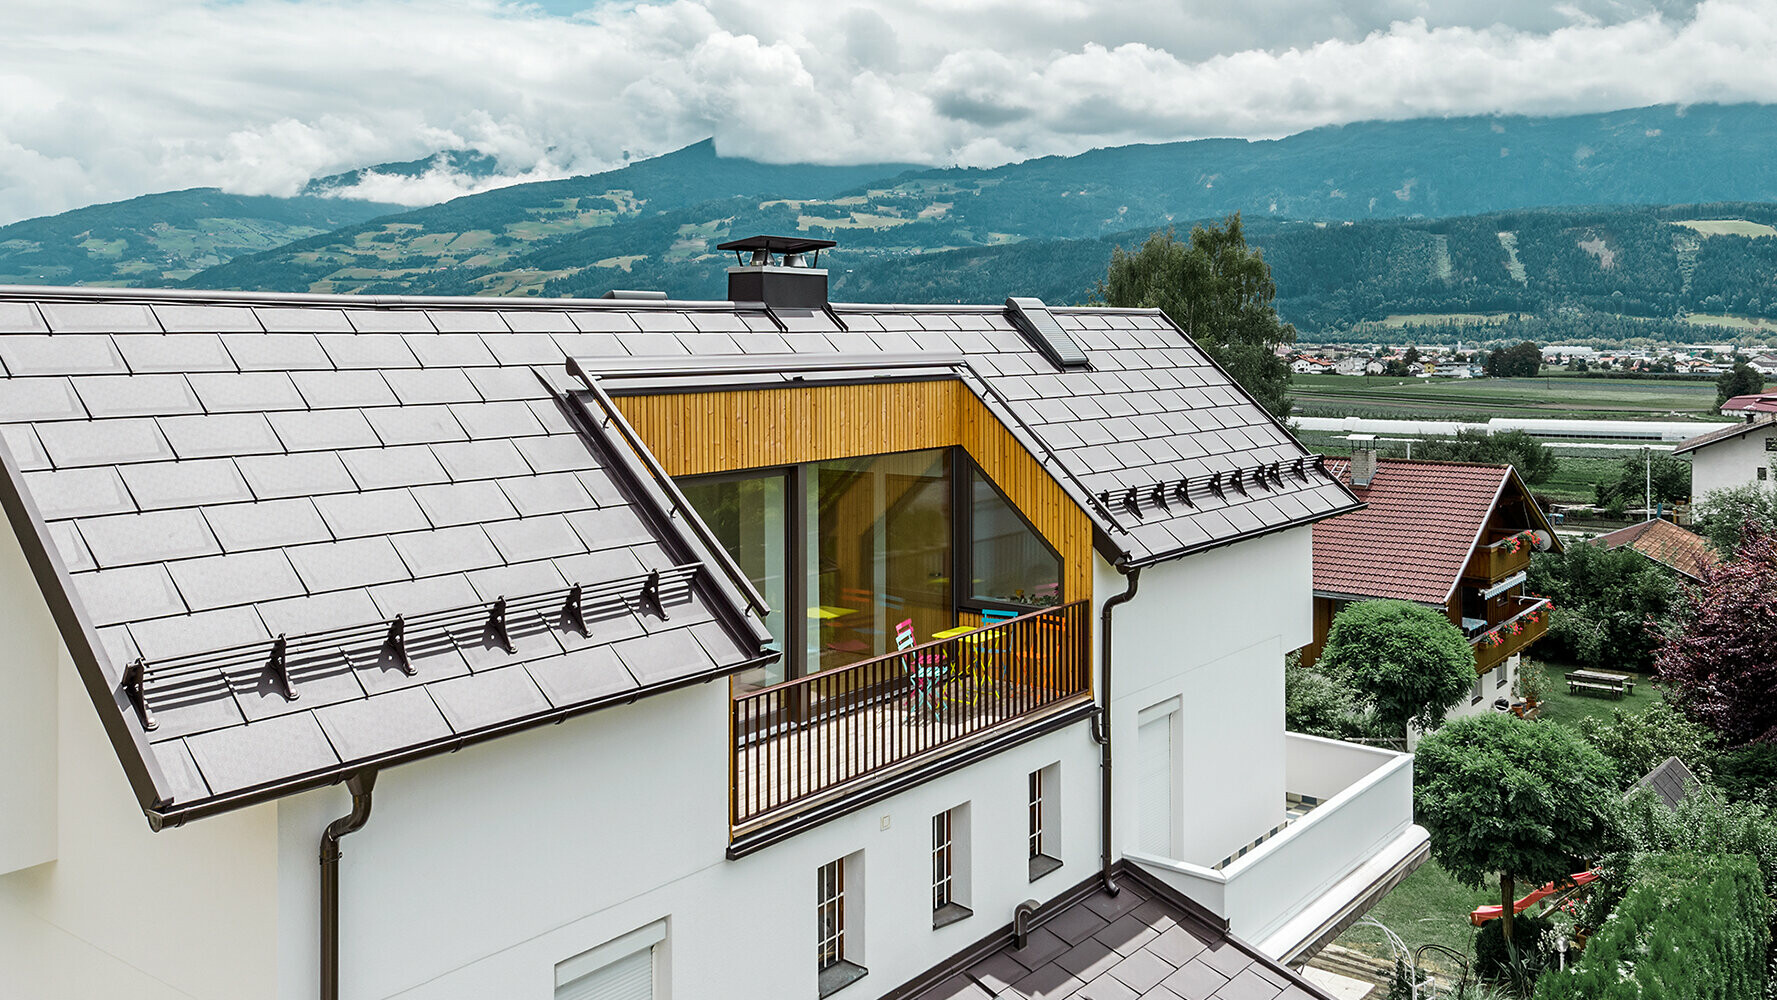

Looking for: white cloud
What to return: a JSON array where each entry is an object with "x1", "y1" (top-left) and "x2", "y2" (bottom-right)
[{"x1": 0, "y1": 0, "x2": 1771, "y2": 224}]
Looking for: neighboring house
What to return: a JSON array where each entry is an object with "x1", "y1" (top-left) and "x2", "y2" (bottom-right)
[
  {"x1": 0, "y1": 240, "x2": 1424, "y2": 1000},
  {"x1": 1594, "y1": 518, "x2": 1719, "y2": 580},
  {"x1": 1747, "y1": 354, "x2": 1777, "y2": 378},
  {"x1": 1673, "y1": 416, "x2": 1777, "y2": 497},
  {"x1": 1719, "y1": 392, "x2": 1777, "y2": 418},
  {"x1": 1299, "y1": 454, "x2": 1560, "y2": 719},
  {"x1": 1363, "y1": 361, "x2": 1386, "y2": 376},
  {"x1": 1333, "y1": 358, "x2": 1367, "y2": 376}
]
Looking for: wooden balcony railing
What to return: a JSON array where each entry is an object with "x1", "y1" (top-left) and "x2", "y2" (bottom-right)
[
  {"x1": 1463, "y1": 533, "x2": 1534, "y2": 584},
  {"x1": 730, "y1": 600, "x2": 1091, "y2": 830},
  {"x1": 1471, "y1": 596, "x2": 1551, "y2": 673}
]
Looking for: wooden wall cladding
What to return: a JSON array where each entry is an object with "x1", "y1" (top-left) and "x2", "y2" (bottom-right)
[{"x1": 613, "y1": 380, "x2": 1094, "y2": 603}]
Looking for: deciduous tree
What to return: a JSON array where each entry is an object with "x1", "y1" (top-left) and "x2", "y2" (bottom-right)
[
  {"x1": 1694, "y1": 483, "x2": 1777, "y2": 555},
  {"x1": 1414, "y1": 715, "x2": 1620, "y2": 941},
  {"x1": 1318, "y1": 599, "x2": 1474, "y2": 739},
  {"x1": 1654, "y1": 525, "x2": 1777, "y2": 747},
  {"x1": 1097, "y1": 217, "x2": 1295, "y2": 417},
  {"x1": 1413, "y1": 428, "x2": 1556, "y2": 486},
  {"x1": 1525, "y1": 543, "x2": 1678, "y2": 673},
  {"x1": 1716, "y1": 362, "x2": 1766, "y2": 406}
]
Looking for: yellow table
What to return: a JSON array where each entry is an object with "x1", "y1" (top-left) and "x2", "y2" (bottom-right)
[
  {"x1": 932, "y1": 626, "x2": 976, "y2": 639},
  {"x1": 808, "y1": 606, "x2": 859, "y2": 620}
]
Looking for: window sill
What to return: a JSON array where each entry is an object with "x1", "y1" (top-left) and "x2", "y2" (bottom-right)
[
  {"x1": 818, "y1": 961, "x2": 868, "y2": 998},
  {"x1": 933, "y1": 902, "x2": 973, "y2": 929},
  {"x1": 1029, "y1": 854, "x2": 1063, "y2": 883}
]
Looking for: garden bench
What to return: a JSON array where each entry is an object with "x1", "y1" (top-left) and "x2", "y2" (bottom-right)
[{"x1": 1565, "y1": 670, "x2": 1630, "y2": 698}]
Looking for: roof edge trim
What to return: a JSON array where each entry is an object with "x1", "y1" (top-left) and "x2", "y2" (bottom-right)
[{"x1": 0, "y1": 429, "x2": 173, "y2": 817}]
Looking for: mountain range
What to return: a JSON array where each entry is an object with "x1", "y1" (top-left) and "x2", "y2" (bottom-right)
[{"x1": 8, "y1": 103, "x2": 1777, "y2": 336}]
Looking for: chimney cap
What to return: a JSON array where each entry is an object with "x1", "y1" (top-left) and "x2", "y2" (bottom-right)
[{"x1": 716, "y1": 235, "x2": 836, "y2": 255}]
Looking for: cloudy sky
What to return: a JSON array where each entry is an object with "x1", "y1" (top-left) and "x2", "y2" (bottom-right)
[{"x1": 3, "y1": 0, "x2": 1775, "y2": 225}]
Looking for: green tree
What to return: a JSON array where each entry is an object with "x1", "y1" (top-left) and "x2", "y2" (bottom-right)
[
  {"x1": 1592, "y1": 450, "x2": 1691, "y2": 507},
  {"x1": 1694, "y1": 483, "x2": 1777, "y2": 554},
  {"x1": 1318, "y1": 599, "x2": 1475, "y2": 739},
  {"x1": 1412, "y1": 428, "x2": 1557, "y2": 486},
  {"x1": 1577, "y1": 701, "x2": 1718, "y2": 790},
  {"x1": 1284, "y1": 661, "x2": 1366, "y2": 740},
  {"x1": 1097, "y1": 217, "x2": 1295, "y2": 417},
  {"x1": 1486, "y1": 341, "x2": 1543, "y2": 378},
  {"x1": 1716, "y1": 362, "x2": 1766, "y2": 406},
  {"x1": 1414, "y1": 715, "x2": 1621, "y2": 942},
  {"x1": 1525, "y1": 544, "x2": 1678, "y2": 673}
]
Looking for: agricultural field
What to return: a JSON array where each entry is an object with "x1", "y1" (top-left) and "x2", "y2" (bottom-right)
[
  {"x1": 1670, "y1": 218, "x2": 1777, "y2": 238},
  {"x1": 1292, "y1": 374, "x2": 1723, "y2": 422}
]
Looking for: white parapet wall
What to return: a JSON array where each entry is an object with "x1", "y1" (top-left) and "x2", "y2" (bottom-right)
[{"x1": 1127, "y1": 733, "x2": 1424, "y2": 957}]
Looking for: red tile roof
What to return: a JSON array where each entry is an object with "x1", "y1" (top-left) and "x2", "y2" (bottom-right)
[
  {"x1": 1722, "y1": 393, "x2": 1777, "y2": 415},
  {"x1": 1595, "y1": 518, "x2": 1719, "y2": 580},
  {"x1": 1313, "y1": 459, "x2": 1517, "y2": 605}
]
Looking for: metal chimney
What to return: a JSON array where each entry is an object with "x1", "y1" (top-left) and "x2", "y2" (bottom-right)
[
  {"x1": 718, "y1": 235, "x2": 836, "y2": 309},
  {"x1": 1349, "y1": 434, "x2": 1379, "y2": 487}
]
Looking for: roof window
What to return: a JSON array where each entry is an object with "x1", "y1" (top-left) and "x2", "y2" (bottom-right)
[{"x1": 1004, "y1": 297, "x2": 1089, "y2": 371}]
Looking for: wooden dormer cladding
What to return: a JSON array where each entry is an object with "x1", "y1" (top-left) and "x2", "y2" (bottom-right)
[{"x1": 612, "y1": 380, "x2": 1094, "y2": 602}]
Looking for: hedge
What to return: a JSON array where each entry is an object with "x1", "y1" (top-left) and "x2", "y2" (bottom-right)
[{"x1": 1535, "y1": 852, "x2": 1771, "y2": 1000}]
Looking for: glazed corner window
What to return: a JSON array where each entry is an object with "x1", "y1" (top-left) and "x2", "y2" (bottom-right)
[{"x1": 968, "y1": 467, "x2": 1061, "y2": 607}]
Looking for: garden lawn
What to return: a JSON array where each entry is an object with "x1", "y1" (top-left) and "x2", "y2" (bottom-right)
[
  {"x1": 1332, "y1": 859, "x2": 1498, "y2": 978},
  {"x1": 1528, "y1": 658, "x2": 1657, "y2": 729}
]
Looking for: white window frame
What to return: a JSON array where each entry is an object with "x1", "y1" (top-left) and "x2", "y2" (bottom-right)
[
  {"x1": 817, "y1": 858, "x2": 847, "y2": 971},
  {"x1": 932, "y1": 811, "x2": 954, "y2": 911},
  {"x1": 555, "y1": 920, "x2": 667, "y2": 1000},
  {"x1": 1028, "y1": 762, "x2": 1062, "y2": 882}
]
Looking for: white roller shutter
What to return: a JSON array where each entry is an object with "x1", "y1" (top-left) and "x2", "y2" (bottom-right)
[
  {"x1": 1138, "y1": 714, "x2": 1174, "y2": 856},
  {"x1": 556, "y1": 946, "x2": 653, "y2": 1000}
]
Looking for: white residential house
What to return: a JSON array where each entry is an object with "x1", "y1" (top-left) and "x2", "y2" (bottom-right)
[
  {"x1": 0, "y1": 239, "x2": 1424, "y2": 1000},
  {"x1": 1675, "y1": 415, "x2": 1777, "y2": 497},
  {"x1": 1332, "y1": 358, "x2": 1367, "y2": 377}
]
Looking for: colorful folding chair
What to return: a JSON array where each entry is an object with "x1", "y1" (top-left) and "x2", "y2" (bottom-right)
[{"x1": 898, "y1": 618, "x2": 949, "y2": 721}]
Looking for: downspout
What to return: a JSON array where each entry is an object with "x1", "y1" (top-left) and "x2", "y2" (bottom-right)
[
  {"x1": 1091, "y1": 566, "x2": 1141, "y2": 895},
  {"x1": 321, "y1": 770, "x2": 377, "y2": 1000}
]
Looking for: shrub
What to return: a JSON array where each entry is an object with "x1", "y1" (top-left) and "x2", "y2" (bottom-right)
[
  {"x1": 1577, "y1": 701, "x2": 1719, "y2": 790},
  {"x1": 1536, "y1": 852, "x2": 1772, "y2": 1000},
  {"x1": 1475, "y1": 911, "x2": 1552, "y2": 984},
  {"x1": 1284, "y1": 663, "x2": 1366, "y2": 740},
  {"x1": 1716, "y1": 743, "x2": 1777, "y2": 806}
]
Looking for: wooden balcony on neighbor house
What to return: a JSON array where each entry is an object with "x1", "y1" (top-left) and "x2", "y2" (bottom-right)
[
  {"x1": 1462, "y1": 532, "x2": 1535, "y2": 584},
  {"x1": 730, "y1": 600, "x2": 1092, "y2": 833},
  {"x1": 1470, "y1": 596, "x2": 1551, "y2": 672}
]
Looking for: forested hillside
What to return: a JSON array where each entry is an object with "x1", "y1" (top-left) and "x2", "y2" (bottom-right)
[
  {"x1": 183, "y1": 103, "x2": 1777, "y2": 325},
  {"x1": 0, "y1": 189, "x2": 402, "y2": 287}
]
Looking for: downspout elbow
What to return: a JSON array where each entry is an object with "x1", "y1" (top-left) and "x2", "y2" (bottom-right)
[
  {"x1": 321, "y1": 770, "x2": 377, "y2": 1000},
  {"x1": 1097, "y1": 566, "x2": 1141, "y2": 895}
]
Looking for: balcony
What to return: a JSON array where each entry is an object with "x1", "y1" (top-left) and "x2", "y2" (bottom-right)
[
  {"x1": 730, "y1": 600, "x2": 1091, "y2": 837},
  {"x1": 1471, "y1": 596, "x2": 1550, "y2": 672},
  {"x1": 1127, "y1": 734, "x2": 1429, "y2": 962},
  {"x1": 1463, "y1": 532, "x2": 1534, "y2": 584}
]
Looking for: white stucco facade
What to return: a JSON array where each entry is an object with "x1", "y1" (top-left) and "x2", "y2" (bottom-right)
[
  {"x1": 1, "y1": 520, "x2": 1408, "y2": 999},
  {"x1": 1687, "y1": 424, "x2": 1777, "y2": 499}
]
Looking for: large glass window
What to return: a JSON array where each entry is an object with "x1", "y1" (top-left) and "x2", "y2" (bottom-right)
[
  {"x1": 967, "y1": 467, "x2": 1061, "y2": 607},
  {"x1": 813, "y1": 449, "x2": 952, "y2": 672},
  {"x1": 681, "y1": 471, "x2": 789, "y2": 692},
  {"x1": 683, "y1": 448, "x2": 1063, "y2": 687}
]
